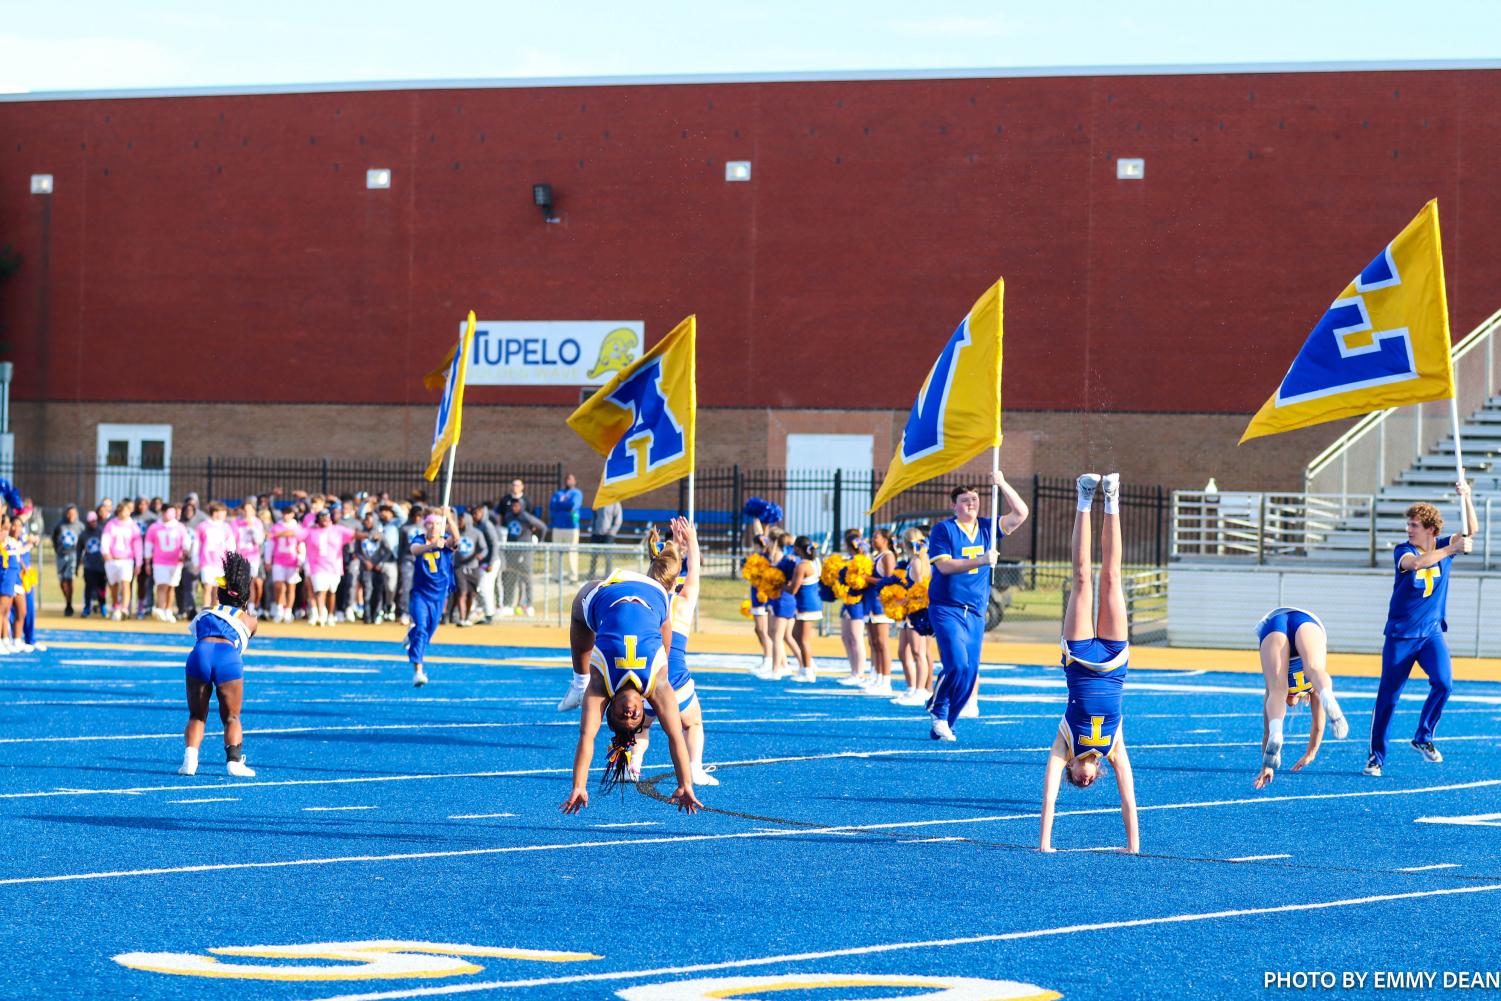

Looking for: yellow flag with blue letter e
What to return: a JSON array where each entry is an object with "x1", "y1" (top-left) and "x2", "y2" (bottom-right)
[
  {"x1": 424, "y1": 311, "x2": 476, "y2": 480},
  {"x1": 1240, "y1": 200, "x2": 1453, "y2": 444},
  {"x1": 870, "y1": 280, "x2": 1003, "y2": 512},
  {"x1": 567, "y1": 315, "x2": 696, "y2": 507}
]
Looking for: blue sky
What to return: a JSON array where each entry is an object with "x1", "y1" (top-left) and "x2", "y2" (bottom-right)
[{"x1": 1, "y1": 0, "x2": 1498, "y2": 93}]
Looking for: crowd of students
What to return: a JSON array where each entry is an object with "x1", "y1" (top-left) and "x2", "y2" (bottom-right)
[{"x1": 46, "y1": 476, "x2": 623, "y2": 628}]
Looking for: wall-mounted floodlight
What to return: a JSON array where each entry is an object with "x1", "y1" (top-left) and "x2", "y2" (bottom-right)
[
  {"x1": 366, "y1": 168, "x2": 392, "y2": 189},
  {"x1": 1116, "y1": 158, "x2": 1145, "y2": 180},
  {"x1": 30, "y1": 174, "x2": 53, "y2": 194},
  {"x1": 533, "y1": 183, "x2": 559, "y2": 223},
  {"x1": 725, "y1": 161, "x2": 752, "y2": 182}
]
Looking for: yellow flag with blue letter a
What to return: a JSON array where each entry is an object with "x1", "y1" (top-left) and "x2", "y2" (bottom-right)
[
  {"x1": 424, "y1": 311, "x2": 476, "y2": 481},
  {"x1": 567, "y1": 315, "x2": 696, "y2": 507},
  {"x1": 1240, "y1": 200, "x2": 1453, "y2": 443},
  {"x1": 870, "y1": 280, "x2": 1003, "y2": 512}
]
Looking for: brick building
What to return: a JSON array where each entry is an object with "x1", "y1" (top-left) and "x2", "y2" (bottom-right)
[{"x1": 1, "y1": 61, "x2": 1498, "y2": 499}]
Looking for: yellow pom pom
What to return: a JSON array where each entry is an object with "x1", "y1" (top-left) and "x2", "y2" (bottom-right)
[
  {"x1": 739, "y1": 599, "x2": 753, "y2": 619},
  {"x1": 879, "y1": 583, "x2": 909, "y2": 620},
  {"x1": 741, "y1": 554, "x2": 769, "y2": 583},
  {"x1": 905, "y1": 579, "x2": 930, "y2": 612},
  {"x1": 820, "y1": 554, "x2": 846, "y2": 588}
]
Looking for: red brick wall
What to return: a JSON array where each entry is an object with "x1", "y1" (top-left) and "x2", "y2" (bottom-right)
[{"x1": 2, "y1": 68, "x2": 1496, "y2": 418}]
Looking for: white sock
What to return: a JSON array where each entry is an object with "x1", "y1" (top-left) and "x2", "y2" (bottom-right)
[
  {"x1": 569, "y1": 673, "x2": 588, "y2": 691},
  {"x1": 1267, "y1": 717, "x2": 1285, "y2": 745},
  {"x1": 1315, "y1": 684, "x2": 1343, "y2": 719}
]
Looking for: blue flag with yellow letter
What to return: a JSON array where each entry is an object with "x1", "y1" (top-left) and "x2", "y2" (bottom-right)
[
  {"x1": 568, "y1": 315, "x2": 696, "y2": 507},
  {"x1": 1241, "y1": 201, "x2": 1453, "y2": 443},
  {"x1": 870, "y1": 280, "x2": 1003, "y2": 512},
  {"x1": 424, "y1": 311, "x2": 476, "y2": 481}
]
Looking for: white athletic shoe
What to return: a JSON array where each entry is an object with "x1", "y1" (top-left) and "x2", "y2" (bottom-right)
[
  {"x1": 1330, "y1": 715, "x2": 1350, "y2": 740},
  {"x1": 751, "y1": 661, "x2": 775, "y2": 680},
  {"x1": 16, "y1": 643, "x2": 34, "y2": 654},
  {"x1": 836, "y1": 674, "x2": 868, "y2": 687},
  {"x1": 177, "y1": 747, "x2": 199, "y2": 776},
  {"x1": 413, "y1": 666, "x2": 429, "y2": 688},
  {"x1": 226, "y1": 758, "x2": 256, "y2": 777},
  {"x1": 930, "y1": 719, "x2": 957, "y2": 742},
  {"x1": 692, "y1": 767, "x2": 720, "y2": 787},
  {"x1": 959, "y1": 696, "x2": 980, "y2": 718},
  {"x1": 893, "y1": 689, "x2": 930, "y2": 706},
  {"x1": 1262, "y1": 740, "x2": 1283, "y2": 771},
  {"x1": 792, "y1": 667, "x2": 818, "y2": 683},
  {"x1": 31, "y1": 643, "x2": 46, "y2": 652},
  {"x1": 1101, "y1": 473, "x2": 1121, "y2": 507},
  {"x1": 1077, "y1": 473, "x2": 1101, "y2": 509},
  {"x1": 1363, "y1": 755, "x2": 1382, "y2": 777},
  {"x1": 862, "y1": 677, "x2": 893, "y2": 696},
  {"x1": 557, "y1": 683, "x2": 586, "y2": 711},
  {"x1": 1412, "y1": 740, "x2": 1443, "y2": 763}
]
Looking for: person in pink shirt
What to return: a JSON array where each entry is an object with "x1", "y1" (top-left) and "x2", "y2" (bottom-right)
[
  {"x1": 101, "y1": 499, "x2": 142, "y2": 621},
  {"x1": 145, "y1": 504, "x2": 192, "y2": 623},
  {"x1": 304, "y1": 508, "x2": 355, "y2": 626},
  {"x1": 267, "y1": 507, "x2": 306, "y2": 623},
  {"x1": 233, "y1": 501, "x2": 267, "y2": 612},
  {"x1": 196, "y1": 503, "x2": 238, "y2": 607}
]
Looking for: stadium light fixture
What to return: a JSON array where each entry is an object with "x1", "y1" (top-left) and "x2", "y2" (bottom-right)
[
  {"x1": 725, "y1": 161, "x2": 752, "y2": 182},
  {"x1": 30, "y1": 174, "x2": 53, "y2": 194},
  {"x1": 366, "y1": 168, "x2": 392, "y2": 189},
  {"x1": 533, "y1": 183, "x2": 559, "y2": 223},
  {"x1": 1116, "y1": 158, "x2": 1145, "y2": 180}
]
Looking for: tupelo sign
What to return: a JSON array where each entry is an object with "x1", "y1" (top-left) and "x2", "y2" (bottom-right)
[{"x1": 459, "y1": 320, "x2": 644, "y2": 386}]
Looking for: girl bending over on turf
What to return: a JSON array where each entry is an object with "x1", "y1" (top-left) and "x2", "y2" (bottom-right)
[
  {"x1": 179, "y1": 552, "x2": 258, "y2": 777},
  {"x1": 561, "y1": 516, "x2": 701, "y2": 815},
  {"x1": 788, "y1": 537, "x2": 822, "y2": 683},
  {"x1": 1252, "y1": 607, "x2": 1348, "y2": 789},
  {"x1": 1040, "y1": 474, "x2": 1139, "y2": 855},
  {"x1": 621, "y1": 520, "x2": 719, "y2": 786}
]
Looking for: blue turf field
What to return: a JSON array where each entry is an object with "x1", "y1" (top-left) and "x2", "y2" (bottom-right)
[{"x1": 3, "y1": 628, "x2": 1501, "y2": 1000}]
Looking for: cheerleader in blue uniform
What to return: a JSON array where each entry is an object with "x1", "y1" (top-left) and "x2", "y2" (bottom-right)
[
  {"x1": 788, "y1": 537, "x2": 822, "y2": 683},
  {"x1": 0, "y1": 516, "x2": 22, "y2": 654},
  {"x1": 1252, "y1": 607, "x2": 1349, "y2": 789},
  {"x1": 178, "y1": 552, "x2": 258, "y2": 777},
  {"x1": 766, "y1": 532, "x2": 801, "y2": 681},
  {"x1": 893, "y1": 528, "x2": 933, "y2": 706},
  {"x1": 1039, "y1": 474, "x2": 1139, "y2": 854},
  {"x1": 858, "y1": 529, "x2": 899, "y2": 696},
  {"x1": 620, "y1": 520, "x2": 720, "y2": 786},
  {"x1": 835, "y1": 529, "x2": 870, "y2": 686},
  {"x1": 562, "y1": 517, "x2": 701, "y2": 815},
  {"x1": 924, "y1": 470, "x2": 1028, "y2": 738}
]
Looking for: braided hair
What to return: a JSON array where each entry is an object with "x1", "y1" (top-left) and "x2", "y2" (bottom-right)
[
  {"x1": 218, "y1": 551, "x2": 253, "y2": 610},
  {"x1": 599, "y1": 692, "x2": 644, "y2": 794}
]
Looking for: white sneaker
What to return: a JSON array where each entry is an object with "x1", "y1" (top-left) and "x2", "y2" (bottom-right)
[
  {"x1": 793, "y1": 667, "x2": 817, "y2": 683},
  {"x1": 400, "y1": 613, "x2": 413, "y2": 625},
  {"x1": 498, "y1": 607, "x2": 513, "y2": 618},
  {"x1": 836, "y1": 673, "x2": 868, "y2": 687},
  {"x1": 751, "y1": 661, "x2": 775, "y2": 680},
  {"x1": 524, "y1": 606, "x2": 535, "y2": 617},
  {"x1": 31, "y1": 643, "x2": 46, "y2": 652},
  {"x1": 692, "y1": 767, "x2": 720, "y2": 787},
  {"x1": 930, "y1": 719, "x2": 957, "y2": 742},
  {"x1": 178, "y1": 747, "x2": 199, "y2": 776},
  {"x1": 111, "y1": 608, "x2": 125, "y2": 622},
  {"x1": 863, "y1": 677, "x2": 893, "y2": 695},
  {"x1": 226, "y1": 758, "x2": 256, "y2": 777},
  {"x1": 1077, "y1": 473, "x2": 1101, "y2": 509},
  {"x1": 1101, "y1": 473, "x2": 1121, "y2": 506},
  {"x1": 16, "y1": 643, "x2": 34, "y2": 654},
  {"x1": 557, "y1": 682, "x2": 586, "y2": 711},
  {"x1": 959, "y1": 696, "x2": 980, "y2": 718},
  {"x1": 1412, "y1": 740, "x2": 1443, "y2": 763},
  {"x1": 893, "y1": 690, "x2": 930, "y2": 706},
  {"x1": 1331, "y1": 715, "x2": 1350, "y2": 740},
  {"x1": 413, "y1": 666, "x2": 429, "y2": 688}
]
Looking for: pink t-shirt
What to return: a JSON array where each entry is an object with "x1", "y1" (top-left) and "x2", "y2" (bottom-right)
[
  {"x1": 197, "y1": 520, "x2": 237, "y2": 577},
  {"x1": 269, "y1": 522, "x2": 306, "y2": 568},
  {"x1": 145, "y1": 521, "x2": 190, "y2": 567},
  {"x1": 305, "y1": 524, "x2": 354, "y2": 577},
  {"x1": 101, "y1": 518, "x2": 139, "y2": 562},
  {"x1": 233, "y1": 516, "x2": 266, "y2": 560}
]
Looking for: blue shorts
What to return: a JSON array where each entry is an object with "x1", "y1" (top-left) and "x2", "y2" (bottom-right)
[
  {"x1": 1063, "y1": 638, "x2": 1128, "y2": 668},
  {"x1": 840, "y1": 600, "x2": 867, "y2": 621},
  {"x1": 1255, "y1": 608, "x2": 1323, "y2": 674},
  {"x1": 186, "y1": 641, "x2": 244, "y2": 685}
]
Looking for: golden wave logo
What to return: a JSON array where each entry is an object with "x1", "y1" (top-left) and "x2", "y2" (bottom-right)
[{"x1": 587, "y1": 327, "x2": 640, "y2": 380}]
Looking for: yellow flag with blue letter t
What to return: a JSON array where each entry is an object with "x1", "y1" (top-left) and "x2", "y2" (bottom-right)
[
  {"x1": 567, "y1": 315, "x2": 696, "y2": 507},
  {"x1": 870, "y1": 280, "x2": 1003, "y2": 512},
  {"x1": 1240, "y1": 201, "x2": 1453, "y2": 443},
  {"x1": 424, "y1": 311, "x2": 476, "y2": 481}
]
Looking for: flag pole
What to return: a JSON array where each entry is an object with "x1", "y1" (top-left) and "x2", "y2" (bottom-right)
[
  {"x1": 989, "y1": 444, "x2": 1001, "y2": 554},
  {"x1": 1449, "y1": 389, "x2": 1466, "y2": 536},
  {"x1": 441, "y1": 441, "x2": 458, "y2": 514},
  {"x1": 687, "y1": 472, "x2": 696, "y2": 524}
]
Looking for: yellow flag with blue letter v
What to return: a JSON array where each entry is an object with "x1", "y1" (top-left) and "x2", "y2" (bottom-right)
[
  {"x1": 870, "y1": 279, "x2": 1003, "y2": 512},
  {"x1": 567, "y1": 315, "x2": 696, "y2": 507},
  {"x1": 1240, "y1": 200, "x2": 1453, "y2": 444},
  {"x1": 424, "y1": 311, "x2": 476, "y2": 481}
]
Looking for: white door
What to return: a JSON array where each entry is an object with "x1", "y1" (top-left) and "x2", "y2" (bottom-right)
[
  {"x1": 785, "y1": 433, "x2": 873, "y2": 546},
  {"x1": 96, "y1": 423, "x2": 172, "y2": 504}
]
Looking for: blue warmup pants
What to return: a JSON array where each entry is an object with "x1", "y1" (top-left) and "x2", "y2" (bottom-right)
[
  {"x1": 1369, "y1": 633, "x2": 1453, "y2": 765},
  {"x1": 926, "y1": 603, "x2": 984, "y2": 726},
  {"x1": 22, "y1": 591, "x2": 34, "y2": 645},
  {"x1": 406, "y1": 591, "x2": 445, "y2": 665}
]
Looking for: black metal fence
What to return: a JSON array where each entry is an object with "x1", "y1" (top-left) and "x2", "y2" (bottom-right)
[{"x1": 14, "y1": 458, "x2": 1168, "y2": 567}]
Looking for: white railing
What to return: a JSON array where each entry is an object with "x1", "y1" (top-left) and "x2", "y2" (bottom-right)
[
  {"x1": 1172, "y1": 490, "x2": 1497, "y2": 568},
  {"x1": 1305, "y1": 305, "x2": 1501, "y2": 497}
]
